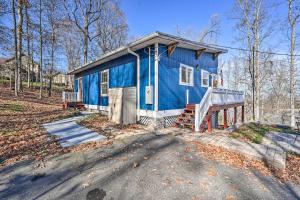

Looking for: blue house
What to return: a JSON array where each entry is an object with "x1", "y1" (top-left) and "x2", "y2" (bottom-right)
[{"x1": 68, "y1": 32, "x2": 244, "y2": 131}]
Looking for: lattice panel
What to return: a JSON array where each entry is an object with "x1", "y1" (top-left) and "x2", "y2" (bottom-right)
[{"x1": 164, "y1": 116, "x2": 178, "y2": 127}]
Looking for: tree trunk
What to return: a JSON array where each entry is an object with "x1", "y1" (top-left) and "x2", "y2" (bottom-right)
[
  {"x1": 17, "y1": 0, "x2": 23, "y2": 92},
  {"x1": 290, "y1": 27, "x2": 295, "y2": 127},
  {"x1": 83, "y1": 17, "x2": 88, "y2": 64},
  {"x1": 25, "y1": 3, "x2": 30, "y2": 88},
  {"x1": 48, "y1": 32, "x2": 54, "y2": 97},
  {"x1": 39, "y1": 0, "x2": 43, "y2": 99},
  {"x1": 12, "y1": 0, "x2": 18, "y2": 96}
]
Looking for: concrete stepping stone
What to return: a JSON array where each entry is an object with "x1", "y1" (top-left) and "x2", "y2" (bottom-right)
[{"x1": 43, "y1": 115, "x2": 106, "y2": 147}]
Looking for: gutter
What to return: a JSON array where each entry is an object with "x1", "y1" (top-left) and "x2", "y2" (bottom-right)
[{"x1": 127, "y1": 48, "x2": 141, "y2": 122}]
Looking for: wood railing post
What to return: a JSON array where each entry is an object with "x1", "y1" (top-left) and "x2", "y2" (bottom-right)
[
  {"x1": 241, "y1": 105, "x2": 244, "y2": 123},
  {"x1": 224, "y1": 109, "x2": 228, "y2": 129},
  {"x1": 207, "y1": 114, "x2": 212, "y2": 133},
  {"x1": 234, "y1": 107, "x2": 237, "y2": 124}
]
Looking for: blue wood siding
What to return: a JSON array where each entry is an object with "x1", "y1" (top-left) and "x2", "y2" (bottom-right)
[
  {"x1": 109, "y1": 61, "x2": 136, "y2": 88},
  {"x1": 158, "y1": 44, "x2": 218, "y2": 110},
  {"x1": 89, "y1": 72, "x2": 99, "y2": 105},
  {"x1": 83, "y1": 75, "x2": 90, "y2": 104},
  {"x1": 138, "y1": 47, "x2": 155, "y2": 111}
]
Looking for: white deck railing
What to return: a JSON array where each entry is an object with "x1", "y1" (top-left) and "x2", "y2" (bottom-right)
[
  {"x1": 194, "y1": 87, "x2": 244, "y2": 132},
  {"x1": 211, "y1": 88, "x2": 244, "y2": 105},
  {"x1": 62, "y1": 91, "x2": 80, "y2": 102}
]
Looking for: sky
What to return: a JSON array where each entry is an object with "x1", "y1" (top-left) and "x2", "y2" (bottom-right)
[{"x1": 120, "y1": 0, "x2": 293, "y2": 61}]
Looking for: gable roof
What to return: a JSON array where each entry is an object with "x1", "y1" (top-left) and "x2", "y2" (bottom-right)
[{"x1": 69, "y1": 31, "x2": 227, "y2": 75}]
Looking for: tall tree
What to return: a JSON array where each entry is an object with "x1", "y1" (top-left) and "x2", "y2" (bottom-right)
[
  {"x1": 64, "y1": 0, "x2": 107, "y2": 64},
  {"x1": 232, "y1": 0, "x2": 273, "y2": 121},
  {"x1": 39, "y1": 0, "x2": 43, "y2": 99},
  {"x1": 12, "y1": 0, "x2": 18, "y2": 96},
  {"x1": 44, "y1": 0, "x2": 61, "y2": 97},
  {"x1": 287, "y1": 0, "x2": 300, "y2": 127},
  {"x1": 25, "y1": 0, "x2": 31, "y2": 88},
  {"x1": 17, "y1": 0, "x2": 24, "y2": 91}
]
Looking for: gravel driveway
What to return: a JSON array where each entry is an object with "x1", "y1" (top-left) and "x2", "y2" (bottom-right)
[{"x1": 0, "y1": 132, "x2": 299, "y2": 200}]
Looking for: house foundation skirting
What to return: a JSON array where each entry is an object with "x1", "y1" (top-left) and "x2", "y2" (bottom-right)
[
  {"x1": 139, "y1": 115, "x2": 178, "y2": 128},
  {"x1": 83, "y1": 105, "x2": 181, "y2": 127}
]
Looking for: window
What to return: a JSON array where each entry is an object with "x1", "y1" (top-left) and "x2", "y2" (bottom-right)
[
  {"x1": 179, "y1": 64, "x2": 194, "y2": 86},
  {"x1": 101, "y1": 70, "x2": 108, "y2": 96},
  {"x1": 201, "y1": 70, "x2": 209, "y2": 87}
]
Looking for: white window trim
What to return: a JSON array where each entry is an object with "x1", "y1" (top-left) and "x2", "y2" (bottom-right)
[
  {"x1": 179, "y1": 63, "x2": 194, "y2": 86},
  {"x1": 201, "y1": 69, "x2": 209, "y2": 87},
  {"x1": 100, "y1": 69, "x2": 109, "y2": 97}
]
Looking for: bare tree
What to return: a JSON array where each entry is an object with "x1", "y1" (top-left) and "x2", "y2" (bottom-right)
[
  {"x1": 17, "y1": 0, "x2": 24, "y2": 92},
  {"x1": 39, "y1": 0, "x2": 43, "y2": 99},
  {"x1": 199, "y1": 14, "x2": 220, "y2": 44},
  {"x1": 44, "y1": 0, "x2": 61, "y2": 97},
  {"x1": 96, "y1": 1, "x2": 128, "y2": 54},
  {"x1": 232, "y1": 0, "x2": 273, "y2": 121},
  {"x1": 287, "y1": 0, "x2": 300, "y2": 127},
  {"x1": 64, "y1": 0, "x2": 107, "y2": 64},
  {"x1": 25, "y1": 1, "x2": 31, "y2": 88},
  {"x1": 12, "y1": 0, "x2": 18, "y2": 96},
  {"x1": 60, "y1": 20, "x2": 82, "y2": 71}
]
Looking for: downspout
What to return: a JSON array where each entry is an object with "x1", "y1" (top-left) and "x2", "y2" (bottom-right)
[{"x1": 127, "y1": 48, "x2": 140, "y2": 121}]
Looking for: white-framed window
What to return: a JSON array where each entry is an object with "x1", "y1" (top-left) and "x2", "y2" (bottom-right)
[
  {"x1": 179, "y1": 63, "x2": 194, "y2": 86},
  {"x1": 211, "y1": 73, "x2": 218, "y2": 88},
  {"x1": 201, "y1": 69, "x2": 209, "y2": 87},
  {"x1": 101, "y1": 70, "x2": 109, "y2": 96}
]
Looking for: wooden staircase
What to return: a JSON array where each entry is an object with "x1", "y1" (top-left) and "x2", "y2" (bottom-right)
[
  {"x1": 175, "y1": 104, "x2": 210, "y2": 132},
  {"x1": 62, "y1": 101, "x2": 86, "y2": 110}
]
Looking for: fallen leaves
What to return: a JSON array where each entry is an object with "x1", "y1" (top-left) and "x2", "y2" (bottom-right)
[
  {"x1": 0, "y1": 86, "x2": 113, "y2": 168},
  {"x1": 191, "y1": 141, "x2": 300, "y2": 184},
  {"x1": 207, "y1": 166, "x2": 217, "y2": 176}
]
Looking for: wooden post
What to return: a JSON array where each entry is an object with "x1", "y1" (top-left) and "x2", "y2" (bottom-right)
[
  {"x1": 207, "y1": 114, "x2": 212, "y2": 133},
  {"x1": 241, "y1": 105, "x2": 245, "y2": 123},
  {"x1": 224, "y1": 109, "x2": 228, "y2": 129},
  {"x1": 234, "y1": 107, "x2": 237, "y2": 124}
]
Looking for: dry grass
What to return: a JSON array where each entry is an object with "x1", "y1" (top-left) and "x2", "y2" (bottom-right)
[{"x1": 231, "y1": 122, "x2": 298, "y2": 144}]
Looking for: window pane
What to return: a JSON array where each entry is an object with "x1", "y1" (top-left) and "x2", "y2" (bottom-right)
[
  {"x1": 181, "y1": 67, "x2": 186, "y2": 83},
  {"x1": 101, "y1": 83, "x2": 107, "y2": 95},
  {"x1": 187, "y1": 69, "x2": 192, "y2": 84},
  {"x1": 102, "y1": 72, "x2": 107, "y2": 83}
]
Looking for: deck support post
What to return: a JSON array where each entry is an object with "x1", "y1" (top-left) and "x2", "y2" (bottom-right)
[
  {"x1": 234, "y1": 107, "x2": 237, "y2": 124},
  {"x1": 241, "y1": 105, "x2": 244, "y2": 123},
  {"x1": 224, "y1": 109, "x2": 228, "y2": 129},
  {"x1": 207, "y1": 114, "x2": 212, "y2": 133}
]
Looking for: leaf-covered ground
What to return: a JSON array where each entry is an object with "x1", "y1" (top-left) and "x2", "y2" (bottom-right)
[
  {"x1": 0, "y1": 86, "x2": 79, "y2": 167},
  {"x1": 78, "y1": 113, "x2": 147, "y2": 139},
  {"x1": 0, "y1": 86, "x2": 114, "y2": 167},
  {"x1": 191, "y1": 141, "x2": 300, "y2": 184}
]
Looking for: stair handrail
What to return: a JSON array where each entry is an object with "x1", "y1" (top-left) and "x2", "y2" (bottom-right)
[{"x1": 195, "y1": 87, "x2": 213, "y2": 132}]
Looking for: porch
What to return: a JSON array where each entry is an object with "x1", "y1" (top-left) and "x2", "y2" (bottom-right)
[
  {"x1": 62, "y1": 91, "x2": 85, "y2": 110},
  {"x1": 175, "y1": 87, "x2": 245, "y2": 132}
]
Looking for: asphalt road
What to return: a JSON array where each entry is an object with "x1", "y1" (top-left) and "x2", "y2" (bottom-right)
[{"x1": 1, "y1": 132, "x2": 299, "y2": 200}]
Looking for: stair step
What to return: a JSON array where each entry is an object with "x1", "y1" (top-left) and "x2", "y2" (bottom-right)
[
  {"x1": 186, "y1": 104, "x2": 196, "y2": 109},
  {"x1": 184, "y1": 108, "x2": 195, "y2": 113}
]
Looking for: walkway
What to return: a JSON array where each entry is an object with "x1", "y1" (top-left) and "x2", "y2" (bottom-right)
[
  {"x1": 159, "y1": 127, "x2": 287, "y2": 169},
  {"x1": 264, "y1": 132, "x2": 300, "y2": 155},
  {"x1": 43, "y1": 115, "x2": 106, "y2": 147}
]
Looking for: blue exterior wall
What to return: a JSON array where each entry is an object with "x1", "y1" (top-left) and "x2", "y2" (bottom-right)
[
  {"x1": 74, "y1": 46, "x2": 155, "y2": 110},
  {"x1": 158, "y1": 44, "x2": 218, "y2": 110},
  {"x1": 73, "y1": 44, "x2": 218, "y2": 112}
]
